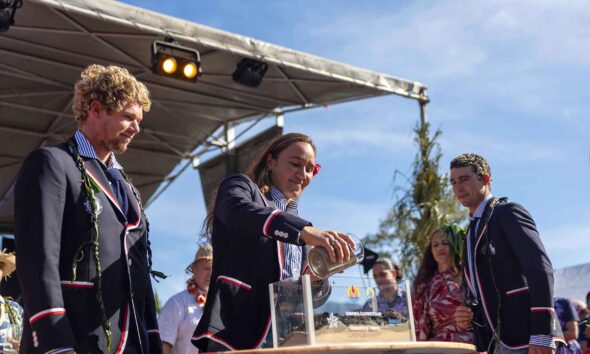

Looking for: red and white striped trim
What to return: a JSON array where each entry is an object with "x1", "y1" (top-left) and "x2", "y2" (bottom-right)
[
  {"x1": 217, "y1": 276, "x2": 252, "y2": 291},
  {"x1": 115, "y1": 303, "x2": 130, "y2": 354},
  {"x1": 506, "y1": 286, "x2": 529, "y2": 296},
  {"x1": 86, "y1": 169, "x2": 123, "y2": 215},
  {"x1": 192, "y1": 332, "x2": 238, "y2": 351},
  {"x1": 301, "y1": 263, "x2": 310, "y2": 276},
  {"x1": 60, "y1": 280, "x2": 94, "y2": 288},
  {"x1": 472, "y1": 223, "x2": 495, "y2": 332},
  {"x1": 263, "y1": 210, "x2": 281, "y2": 237},
  {"x1": 277, "y1": 241, "x2": 285, "y2": 280},
  {"x1": 126, "y1": 213, "x2": 141, "y2": 231},
  {"x1": 475, "y1": 269, "x2": 496, "y2": 333},
  {"x1": 255, "y1": 316, "x2": 272, "y2": 349},
  {"x1": 124, "y1": 179, "x2": 143, "y2": 228},
  {"x1": 45, "y1": 347, "x2": 76, "y2": 354},
  {"x1": 123, "y1": 225, "x2": 130, "y2": 258},
  {"x1": 463, "y1": 267, "x2": 475, "y2": 296},
  {"x1": 531, "y1": 307, "x2": 555, "y2": 313},
  {"x1": 499, "y1": 340, "x2": 529, "y2": 350},
  {"x1": 471, "y1": 209, "x2": 496, "y2": 332},
  {"x1": 29, "y1": 308, "x2": 66, "y2": 325},
  {"x1": 147, "y1": 329, "x2": 160, "y2": 335}
]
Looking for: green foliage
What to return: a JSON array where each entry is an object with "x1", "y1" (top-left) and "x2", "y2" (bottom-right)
[
  {"x1": 364, "y1": 121, "x2": 467, "y2": 277},
  {"x1": 154, "y1": 289, "x2": 162, "y2": 314}
]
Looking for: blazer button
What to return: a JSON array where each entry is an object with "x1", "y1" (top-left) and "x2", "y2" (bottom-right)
[{"x1": 128, "y1": 258, "x2": 132, "y2": 266}]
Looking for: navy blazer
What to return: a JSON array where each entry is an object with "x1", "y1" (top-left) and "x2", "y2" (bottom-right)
[
  {"x1": 192, "y1": 174, "x2": 324, "y2": 351},
  {"x1": 466, "y1": 198, "x2": 564, "y2": 350},
  {"x1": 14, "y1": 143, "x2": 162, "y2": 354}
]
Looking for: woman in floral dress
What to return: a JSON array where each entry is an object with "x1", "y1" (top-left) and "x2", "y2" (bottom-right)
[
  {"x1": 0, "y1": 251, "x2": 23, "y2": 353},
  {"x1": 412, "y1": 224, "x2": 472, "y2": 343}
]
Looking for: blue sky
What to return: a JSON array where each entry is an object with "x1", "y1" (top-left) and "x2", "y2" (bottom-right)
[{"x1": 120, "y1": 0, "x2": 590, "y2": 303}]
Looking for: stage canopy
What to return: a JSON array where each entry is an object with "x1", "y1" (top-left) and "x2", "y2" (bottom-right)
[{"x1": 0, "y1": 0, "x2": 428, "y2": 233}]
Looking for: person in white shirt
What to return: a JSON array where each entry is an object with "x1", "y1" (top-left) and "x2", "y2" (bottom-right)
[{"x1": 159, "y1": 245, "x2": 213, "y2": 354}]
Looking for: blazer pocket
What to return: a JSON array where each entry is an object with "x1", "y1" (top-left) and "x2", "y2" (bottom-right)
[
  {"x1": 216, "y1": 275, "x2": 252, "y2": 320},
  {"x1": 505, "y1": 286, "x2": 529, "y2": 296},
  {"x1": 61, "y1": 285, "x2": 99, "y2": 338},
  {"x1": 217, "y1": 275, "x2": 252, "y2": 291},
  {"x1": 500, "y1": 290, "x2": 530, "y2": 344}
]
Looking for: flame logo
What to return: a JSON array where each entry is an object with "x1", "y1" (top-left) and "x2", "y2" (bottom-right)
[{"x1": 347, "y1": 285, "x2": 361, "y2": 303}]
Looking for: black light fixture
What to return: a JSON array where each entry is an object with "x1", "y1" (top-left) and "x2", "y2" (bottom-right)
[
  {"x1": 152, "y1": 39, "x2": 202, "y2": 82},
  {"x1": 232, "y1": 58, "x2": 268, "y2": 88},
  {"x1": 0, "y1": 0, "x2": 22, "y2": 32}
]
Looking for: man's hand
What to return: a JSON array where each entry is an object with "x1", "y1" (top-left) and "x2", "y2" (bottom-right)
[
  {"x1": 300, "y1": 227, "x2": 355, "y2": 264},
  {"x1": 455, "y1": 305, "x2": 473, "y2": 330},
  {"x1": 528, "y1": 344, "x2": 555, "y2": 354}
]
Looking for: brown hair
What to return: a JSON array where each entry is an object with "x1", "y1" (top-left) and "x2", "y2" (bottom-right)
[
  {"x1": 202, "y1": 133, "x2": 317, "y2": 236},
  {"x1": 412, "y1": 229, "x2": 460, "y2": 295},
  {"x1": 246, "y1": 133, "x2": 316, "y2": 194},
  {"x1": 72, "y1": 64, "x2": 151, "y2": 123},
  {"x1": 450, "y1": 153, "x2": 491, "y2": 180}
]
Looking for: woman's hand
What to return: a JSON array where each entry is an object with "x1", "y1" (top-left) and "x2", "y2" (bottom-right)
[
  {"x1": 300, "y1": 226, "x2": 355, "y2": 264},
  {"x1": 455, "y1": 305, "x2": 473, "y2": 330}
]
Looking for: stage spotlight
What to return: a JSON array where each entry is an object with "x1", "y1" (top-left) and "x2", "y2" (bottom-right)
[
  {"x1": 152, "y1": 39, "x2": 202, "y2": 82},
  {"x1": 232, "y1": 58, "x2": 268, "y2": 88},
  {"x1": 0, "y1": 0, "x2": 22, "y2": 32},
  {"x1": 161, "y1": 57, "x2": 177, "y2": 74},
  {"x1": 183, "y1": 62, "x2": 198, "y2": 79}
]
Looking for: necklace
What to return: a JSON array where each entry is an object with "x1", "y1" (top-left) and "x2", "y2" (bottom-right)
[{"x1": 186, "y1": 279, "x2": 207, "y2": 307}]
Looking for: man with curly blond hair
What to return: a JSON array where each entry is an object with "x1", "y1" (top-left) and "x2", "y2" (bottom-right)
[
  {"x1": 14, "y1": 65, "x2": 162, "y2": 354},
  {"x1": 450, "y1": 153, "x2": 563, "y2": 354}
]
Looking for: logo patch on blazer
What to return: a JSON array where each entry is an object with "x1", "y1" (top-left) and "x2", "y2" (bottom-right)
[
  {"x1": 84, "y1": 197, "x2": 103, "y2": 216},
  {"x1": 489, "y1": 242, "x2": 496, "y2": 255}
]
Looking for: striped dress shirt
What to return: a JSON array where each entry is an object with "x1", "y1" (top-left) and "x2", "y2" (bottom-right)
[{"x1": 269, "y1": 187, "x2": 303, "y2": 280}]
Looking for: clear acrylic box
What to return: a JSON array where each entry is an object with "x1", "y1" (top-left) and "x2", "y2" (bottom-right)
[{"x1": 269, "y1": 274, "x2": 415, "y2": 347}]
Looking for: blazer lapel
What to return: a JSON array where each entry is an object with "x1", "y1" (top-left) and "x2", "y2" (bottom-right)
[
  {"x1": 83, "y1": 159, "x2": 126, "y2": 221},
  {"x1": 122, "y1": 180, "x2": 141, "y2": 227}
]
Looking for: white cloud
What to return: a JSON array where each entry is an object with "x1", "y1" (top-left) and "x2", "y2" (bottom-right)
[
  {"x1": 479, "y1": 1, "x2": 590, "y2": 68},
  {"x1": 302, "y1": 1, "x2": 590, "y2": 75},
  {"x1": 296, "y1": 1, "x2": 589, "y2": 124}
]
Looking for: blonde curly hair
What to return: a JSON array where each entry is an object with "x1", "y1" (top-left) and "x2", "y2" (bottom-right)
[{"x1": 72, "y1": 64, "x2": 151, "y2": 123}]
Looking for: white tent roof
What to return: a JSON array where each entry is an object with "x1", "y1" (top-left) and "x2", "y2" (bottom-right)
[{"x1": 0, "y1": 0, "x2": 428, "y2": 232}]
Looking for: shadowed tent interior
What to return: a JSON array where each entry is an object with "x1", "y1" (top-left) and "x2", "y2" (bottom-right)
[{"x1": 0, "y1": 0, "x2": 428, "y2": 234}]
